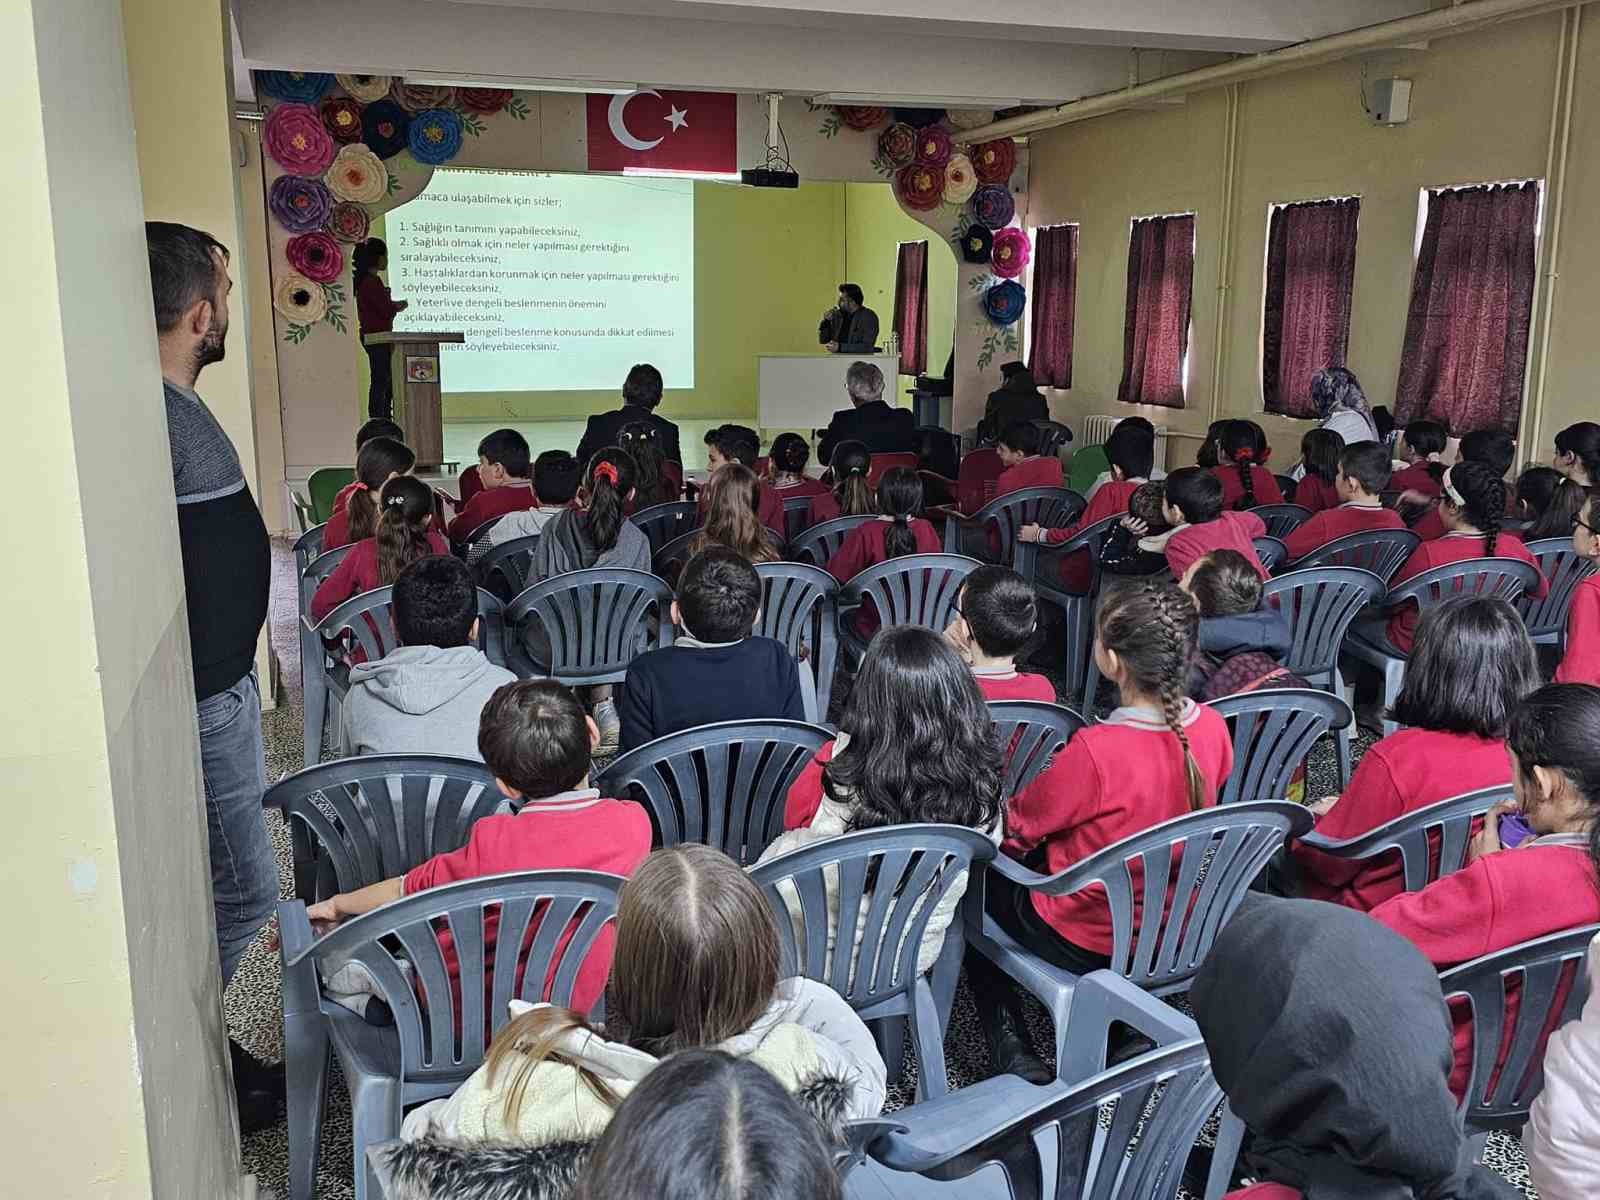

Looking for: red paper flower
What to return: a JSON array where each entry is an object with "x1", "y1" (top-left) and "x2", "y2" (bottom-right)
[
  {"x1": 895, "y1": 163, "x2": 944, "y2": 212},
  {"x1": 319, "y1": 96, "x2": 365, "y2": 144},
  {"x1": 285, "y1": 231, "x2": 344, "y2": 284},
  {"x1": 914, "y1": 126, "x2": 952, "y2": 168},
  {"x1": 263, "y1": 103, "x2": 337, "y2": 176},
  {"x1": 328, "y1": 201, "x2": 371, "y2": 243},
  {"x1": 991, "y1": 227, "x2": 1032, "y2": 278},
  {"x1": 457, "y1": 87, "x2": 513, "y2": 113},
  {"x1": 839, "y1": 106, "x2": 890, "y2": 131},
  {"x1": 972, "y1": 137, "x2": 1017, "y2": 185}
]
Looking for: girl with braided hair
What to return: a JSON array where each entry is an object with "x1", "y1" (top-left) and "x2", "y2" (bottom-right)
[
  {"x1": 1211, "y1": 419, "x2": 1284, "y2": 510},
  {"x1": 965, "y1": 580, "x2": 1232, "y2": 1084}
]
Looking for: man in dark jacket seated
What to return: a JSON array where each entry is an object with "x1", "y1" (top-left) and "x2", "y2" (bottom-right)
[
  {"x1": 817, "y1": 360, "x2": 915, "y2": 464},
  {"x1": 978, "y1": 361, "x2": 1048, "y2": 445},
  {"x1": 577, "y1": 362, "x2": 681, "y2": 465}
]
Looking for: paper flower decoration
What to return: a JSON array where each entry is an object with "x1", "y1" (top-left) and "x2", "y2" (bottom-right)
[
  {"x1": 457, "y1": 87, "x2": 513, "y2": 113},
  {"x1": 328, "y1": 201, "x2": 371, "y2": 244},
  {"x1": 319, "y1": 97, "x2": 365, "y2": 144},
  {"x1": 256, "y1": 71, "x2": 334, "y2": 103},
  {"x1": 268, "y1": 176, "x2": 334, "y2": 234},
  {"x1": 894, "y1": 107, "x2": 946, "y2": 129},
  {"x1": 895, "y1": 163, "x2": 944, "y2": 212},
  {"x1": 991, "y1": 227, "x2": 1032, "y2": 278},
  {"x1": 390, "y1": 81, "x2": 456, "y2": 113},
  {"x1": 336, "y1": 74, "x2": 392, "y2": 103},
  {"x1": 325, "y1": 143, "x2": 388, "y2": 203},
  {"x1": 274, "y1": 271, "x2": 327, "y2": 324},
  {"x1": 877, "y1": 123, "x2": 917, "y2": 168},
  {"x1": 838, "y1": 106, "x2": 890, "y2": 131},
  {"x1": 914, "y1": 126, "x2": 952, "y2": 168},
  {"x1": 408, "y1": 107, "x2": 464, "y2": 165},
  {"x1": 972, "y1": 183, "x2": 1016, "y2": 230},
  {"x1": 984, "y1": 280, "x2": 1027, "y2": 327},
  {"x1": 286, "y1": 231, "x2": 344, "y2": 284},
  {"x1": 972, "y1": 138, "x2": 1018, "y2": 185},
  {"x1": 263, "y1": 103, "x2": 337, "y2": 176},
  {"x1": 361, "y1": 98, "x2": 411, "y2": 159},
  {"x1": 946, "y1": 108, "x2": 996, "y2": 131},
  {"x1": 942, "y1": 154, "x2": 977, "y2": 204},
  {"x1": 960, "y1": 224, "x2": 994, "y2": 264}
]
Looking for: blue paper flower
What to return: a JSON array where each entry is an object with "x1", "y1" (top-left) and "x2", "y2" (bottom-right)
[
  {"x1": 361, "y1": 98, "x2": 411, "y2": 160},
  {"x1": 408, "y1": 107, "x2": 464, "y2": 165},
  {"x1": 984, "y1": 280, "x2": 1027, "y2": 327},
  {"x1": 256, "y1": 71, "x2": 334, "y2": 103},
  {"x1": 972, "y1": 184, "x2": 1016, "y2": 231},
  {"x1": 960, "y1": 224, "x2": 994, "y2": 264}
]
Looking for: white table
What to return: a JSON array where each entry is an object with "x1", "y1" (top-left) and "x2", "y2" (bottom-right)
[{"x1": 757, "y1": 352, "x2": 903, "y2": 430}]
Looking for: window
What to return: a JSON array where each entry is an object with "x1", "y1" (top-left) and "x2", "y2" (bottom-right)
[
  {"x1": 1395, "y1": 181, "x2": 1539, "y2": 434},
  {"x1": 1027, "y1": 224, "x2": 1079, "y2": 388},
  {"x1": 1262, "y1": 197, "x2": 1360, "y2": 418},
  {"x1": 891, "y1": 240, "x2": 929, "y2": 375},
  {"x1": 1118, "y1": 213, "x2": 1195, "y2": 408}
]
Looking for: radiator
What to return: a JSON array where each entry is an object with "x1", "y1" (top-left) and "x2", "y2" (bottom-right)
[{"x1": 1079, "y1": 415, "x2": 1171, "y2": 470}]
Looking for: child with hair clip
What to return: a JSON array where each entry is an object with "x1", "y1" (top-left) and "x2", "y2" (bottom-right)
[
  {"x1": 1282, "y1": 442, "x2": 1405, "y2": 561},
  {"x1": 1412, "y1": 428, "x2": 1518, "y2": 540},
  {"x1": 1157, "y1": 467, "x2": 1270, "y2": 582},
  {"x1": 1019, "y1": 420, "x2": 1155, "y2": 591},
  {"x1": 1516, "y1": 466, "x2": 1586, "y2": 540},
  {"x1": 828, "y1": 440, "x2": 876, "y2": 517},
  {"x1": 688, "y1": 464, "x2": 779, "y2": 564},
  {"x1": 330, "y1": 418, "x2": 405, "y2": 518},
  {"x1": 944, "y1": 565, "x2": 1054, "y2": 701},
  {"x1": 1391, "y1": 419, "x2": 1449, "y2": 500},
  {"x1": 311, "y1": 475, "x2": 447, "y2": 625},
  {"x1": 1292, "y1": 428, "x2": 1344, "y2": 514},
  {"x1": 1554, "y1": 487, "x2": 1600, "y2": 686},
  {"x1": 617, "y1": 420, "x2": 679, "y2": 511},
  {"x1": 768, "y1": 431, "x2": 840, "y2": 525},
  {"x1": 1372, "y1": 682, "x2": 1600, "y2": 1100},
  {"x1": 399, "y1": 844, "x2": 886, "y2": 1148},
  {"x1": 1179, "y1": 550, "x2": 1305, "y2": 703},
  {"x1": 1211, "y1": 419, "x2": 1284, "y2": 511},
  {"x1": 965, "y1": 580, "x2": 1233, "y2": 1081},
  {"x1": 323, "y1": 435, "x2": 416, "y2": 550}
]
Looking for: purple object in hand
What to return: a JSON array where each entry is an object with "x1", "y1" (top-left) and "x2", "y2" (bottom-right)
[{"x1": 1499, "y1": 811, "x2": 1535, "y2": 848}]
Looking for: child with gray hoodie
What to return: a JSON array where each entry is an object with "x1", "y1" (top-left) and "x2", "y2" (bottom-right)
[{"x1": 340, "y1": 556, "x2": 516, "y2": 760}]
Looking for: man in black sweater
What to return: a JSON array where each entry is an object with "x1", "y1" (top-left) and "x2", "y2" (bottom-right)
[
  {"x1": 816, "y1": 360, "x2": 916, "y2": 465},
  {"x1": 618, "y1": 548, "x2": 806, "y2": 751},
  {"x1": 576, "y1": 362, "x2": 682, "y2": 465}
]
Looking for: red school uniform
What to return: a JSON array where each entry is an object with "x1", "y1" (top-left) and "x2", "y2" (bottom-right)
[
  {"x1": 1292, "y1": 473, "x2": 1340, "y2": 515},
  {"x1": 1555, "y1": 571, "x2": 1600, "y2": 686},
  {"x1": 446, "y1": 481, "x2": 538, "y2": 542},
  {"x1": 996, "y1": 455, "x2": 1065, "y2": 497},
  {"x1": 1041, "y1": 477, "x2": 1142, "y2": 593},
  {"x1": 1212, "y1": 464, "x2": 1285, "y2": 510},
  {"x1": 784, "y1": 739, "x2": 837, "y2": 831},
  {"x1": 1165, "y1": 511, "x2": 1269, "y2": 582},
  {"x1": 1370, "y1": 839, "x2": 1600, "y2": 1099},
  {"x1": 1291, "y1": 728, "x2": 1513, "y2": 912},
  {"x1": 1225, "y1": 1186, "x2": 1299, "y2": 1200},
  {"x1": 1412, "y1": 485, "x2": 1518, "y2": 540},
  {"x1": 1283, "y1": 502, "x2": 1405, "y2": 561},
  {"x1": 828, "y1": 517, "x2": 944, "y2": 640},
  {"x1": 402, "y1": 789, "x2": 654, "y2": 1017},
  {"x1": 1391, "y1": 461, "x2": 1444, "y2": 500},
  {"x1": 1002, "y1": 702, "x2": 1234, "y2": 956},
  {"x1": 1384, "y1": 531, "x2": 1546, "y2": 653},
  {"x1": 772, "y1": 477, "x2": 842, "y2": 529},
  {"x1": 311, "y1": 531, "x2": 451, "y2": 624},
  {"x1": 973, "y1": 667, "x2": 1056, "y2": 703}
]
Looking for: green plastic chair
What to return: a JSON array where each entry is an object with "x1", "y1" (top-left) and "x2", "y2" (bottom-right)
[
  {"x1": 1066, "y1": 443, "x2": 1109, "y2": 493},
  {"x1": 307, "y1": 467, "x2": 355, "y2": 523}
]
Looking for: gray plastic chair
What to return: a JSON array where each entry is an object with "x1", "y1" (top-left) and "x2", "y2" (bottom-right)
[
  {"x1": 965, "y1": 801, "x2": 1311, "y2": 1070},
  {"x1": 654, "y1": 526, "x2": 785, "y2": 578},
  {"x1": 1344, "y1": 559, "x2": 1542, "y2": 736},
  {"x1": 1253, "y1": 535, "x2": 1288, "y2": 574},
  {"x1": 631, "y1": 499, "x2": 698, "y2": 555},
  {"x1": 839, "y1": 553, "x2": 983, "y2": 661},
  {"x1": 460, "y1": 514, "x2": 506, "y2": 548},
  {"x1": 279, "y1": 870, "x2": 624, "y2": 1200},
  {"x1": 299, "y1": 541, "x2": 355, "y2": 618},
  {"x1": 1442, "y1": 923, "x2": 1599, "y2": 1138},
  {"x1": 987, "y1": 700, "x2": 1086, "y2": 799},
  {"x1": 790, "y1": 514, "x2": 877, "y2": 566},
  {"x1": 1249, "y1": 503, "x2": 1312, "y2": 540},
  {"x1": 294, "y1": 522, "x2": 327, "y2": 575},
  {"x1": 504, "y1": 567, "x2": 674, "y2": 683},
  {"x1": 751, "y1": 824, "x2": 998, "y2": 1101},
  {"x1": 1207, "y1": 689, "x2": 1354, "y2": 807},
  {"x1": 299, "y1": 543, "x2": 358, "y2": 763},
  {"x1": 1291, "y1": 527, "x2": 1421, "y2": 582},
  {"x1": 1294, "y1": 784, "x2": 1513, "y2": 894},
  {"x1": 1260, "y1": 567, "x2": 1386, "y2": 782},
  {"x1": 941, "y1": 486, "x2": 1086, "y2": 568},
  {"x1": 782, "y1": 493, "x2": 820, "y2": 542},
  {"x1": 754, "y1": 561, "x2": 840, "y2": 721},
  {"x1": 473, "y1": 533, "x2": 540, "y2": 599},
  {"x1": 1274, "y1": 473, "x2": 1298, "y2": 503},
  {"x1": 594, "y1": 719, "x2": 832, "y2": 864},
  {"x1": 1017, "y1": 514, "x2": 1121, "y2": 710},
  {"x1": 1520, "y1": 536, "x2": 1596, "y2": 648}
]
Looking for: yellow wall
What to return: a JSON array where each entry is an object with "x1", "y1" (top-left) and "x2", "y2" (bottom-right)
[
  {"x1": 1027, "y1": 11, "x2": 1596, "y2": 467},
  {"x1": 844, "y1": 181, "x2": 958, "y2": 385}
]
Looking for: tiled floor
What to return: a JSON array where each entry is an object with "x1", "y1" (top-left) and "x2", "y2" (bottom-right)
[{"x1": 237, "y1": 536, "x2": 1538, "y2": 1198}]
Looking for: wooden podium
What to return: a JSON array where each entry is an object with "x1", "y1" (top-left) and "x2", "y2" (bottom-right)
[{"x1": 363, "y1": 330, "x2": 464, "y2": 469}]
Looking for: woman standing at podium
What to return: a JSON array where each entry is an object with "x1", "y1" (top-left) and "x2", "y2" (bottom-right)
[{"x1": 353, "y1": 237, "x2": 408, "y2": 420}]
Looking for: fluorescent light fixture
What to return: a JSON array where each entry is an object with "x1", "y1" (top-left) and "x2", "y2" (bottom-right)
[
  {"x1": 407, "y1": 73, "x2": 637, "y2": 95},
  {"x1": 622, "y1": 167, "x2": 743, "y2": 181},
  {"x1": 811, "y1": 92, "x2": 1023, "y2": 108}
]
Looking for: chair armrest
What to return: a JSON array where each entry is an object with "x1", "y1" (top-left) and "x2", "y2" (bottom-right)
[
  {"x1": 278, "y1": 899, "x2": 322, "y2": 1018},
  {"x1": 857, "y1": 1073, "x2": 1069, "y2": 1173},
  {"x1": 1057, "y1": 970, "x2": 1199, "y2": 1083}
]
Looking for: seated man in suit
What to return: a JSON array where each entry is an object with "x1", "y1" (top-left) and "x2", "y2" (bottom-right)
[
  {"x1": 818, "y1": 282, "x2": 880, "y2": 354},
  {"x1": 576, "y1": 362, "x2": 682, "y2": 466},
  {"x1": 817, "y1": 361, "x2": 916, "y2": 464},
  {"x1": 978, "y1": 361, "x2": 1049, "y2": 445}
]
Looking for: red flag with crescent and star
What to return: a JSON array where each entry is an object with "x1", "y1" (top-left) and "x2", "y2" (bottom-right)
[{"x1": 586, "y1": 89, "x2": 738, "y2": 173}]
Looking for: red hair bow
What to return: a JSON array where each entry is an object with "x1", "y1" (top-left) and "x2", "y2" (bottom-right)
[
  {"x1": 1232, "y1": 448, "x2": 1254, "y2": 464},
  {"x1": 593, "y1": 461, "x2": 621, "y2": 486}
]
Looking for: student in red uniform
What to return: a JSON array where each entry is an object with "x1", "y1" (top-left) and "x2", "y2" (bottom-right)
[
  {"x1": 617, "y1": 421, "x2": 679, "y2": 511},
  {"x1": 1382, "y1": 461, "x2": 1547, "y2": 653},
  {"x1": 1515, "y1": 465, "x2": 1586, "y2": 540},
  {"x1": 1553, "y1": 420, "x2": 1600, "y2": 489},
  {"x1": 767, "y1": 431, "x2": 839, "y2": 528},
  {"x1": 1283, "y1": 442, "x2": 1406, "y2": 560},
  {"x1": 323, "y1": 435, "x2": 415, "y2": 550},
  {"x1": 1391, "y1": 419, "x2": 1448, "y2": 500},
  {"x1": 1159, "y1": 468, "x2": 1269, "y2": 581},
  {"x1": 446, "y1": 428, "x2": 537, "y2": 543},
  {"x1": 994, "y1": 420, "x2": 1065, "y2": 496},
  {"x1": 686, "y1": 464, "x2": 779, "y2": 565},
  {"x1": 1193, "y1": 898, "x2": 1518, "y2": 1200},
  {"x1": 704, "y1": 424, "x2": 785, "y2": 538},
  {"x1": 329, "y1": 418, "x2": 404, "y2": 518},
  {"x1": 353, "y1": 238, "x2": 408, "y2": 420},
  {"x1": 943, "y1": 565, "x2": 1054, "y2": 701},
  {"x1": 306, "y1": 679, "x2": 654, "y2": 1016},
  {"x1": 1291, "y1": 428, "x2": 1343, "y2": 514},
  {"x1": 1555, "y1": 488, "x2": 1600, "y2": 685},
  {"x1": 1371, "y1": 683, "x2": 1600, "y2": 1101},
  {"x1": 966, "y1": 581, "x2": 1233, "y2": 1081},
  {"x1": 828, "y1": 440, "x2": 876, "y2": 517},
  {"x1": 1018, "y1": 421, "x2": 1154, "y2": 592},
  {"x1": 1294, "y1": 595, "x2": 1537, "y2": 910},
  {"x1": 826, "y1": 467, "x2": 940, "y2": 584},
  {"x1": 311, "y1": 475, "x2": 449, "y2": 623},
  {"x1": 1212, "y1": 419, "x2": 1284, "y2": 511},
  {"x1": 1412, "y1": 428, "x2": 1517, "y2": 541}
]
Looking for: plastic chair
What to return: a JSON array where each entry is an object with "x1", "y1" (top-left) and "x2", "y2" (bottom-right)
[
  {"x1": 940, "y1": 486, "x2": 1086, "y2": 567},
  {"x1": 919, "y1": 447, "x2": 1003, "y2": 516},
  {"x1": 654, "y1": 526, "x2": 786, "y2": 578},
  {"x1": 473, "y1": 533, "x2": 540, "y2": 599},
  {"x1": 965, "y1": 801, "x2": 1311, "y2": 1072},
  {"x1": 1067, "y1": 444, "x2": 1109, "y2": 493},
  {"x1": 1032, "y1": 419, "x2": 1073, "y2": 460},
  {"x1": 1344, "y1": 559, "x2": 1542, "y2": 736},
  {"x1": 754, "y1": 561, "x2": 840, "y2": 720},
  {"x1": 308, "y1": 466, "x2": 355, "y2": 522},
  {"x1": 781, "y1": 494, "x2": 819, "y2": 543},
  {"x1": 461, "y1": 514, "x2": 505, "y2": 547},
  {"x1": 789, "y1": 514, "x2": 877, "y2": 567},
  {"x1": 262, "y1": 754, "x2": 505, "y2": 902},
  {"x1": 1520, "y1": 536, "x2": 1597, "y2": 648},
  {"x1": 278, "y1": 870, "x2": 624, "y2": 1200},
  {"x1": 1017, "y1": 514, "x2": 1121, "y2": 710},
  {"x1": 987, "y1": 700, "x2": 1086, "y2": 799},
  {"x1": 1274, "y1": 473, "x2": 1299, "y2": 503},
  {"x1": 1260, "y1": 567, "x2": 1386, "y2": 782},
  {"x1": 595, "y1": 719, "x2": 832, "y2": 864},
  {"x1": 1253, "y1": 535, "x2": 1288, "y2": 574},
  {"x1": 843, "y1": 974, "x2": 1221, "y2": 1200},
  {"x1": 630, "y1": 500, "x2": 699, "y2": 555},
  {"x1": 504, "y1": 567, "x2": 674, "y2": 684},
  {"x1": 292, "y1": 490, "x2": 318, "y2": 534},
  {"x1": 293, "y1": 523, "x2": 327, "y2": 575},
  {"x1": 1291, "y1": 527, "x2": 1421, "y2": 582},
  {"x1": 1249, "y1": 503, "x2": 1312, "y2": 540},
  {"x1": 751, "y1": 824, "x2": 998, "y2": 1101},
  {"x1": 839, "y1": 553, "x2": 983, "y2": 661},
  {"x1": 868, "y1": 452, "x2": 920, "y2": 489},
  {"x1": 1207, "y1": 689, "x2": 1354, "y2": 806}
]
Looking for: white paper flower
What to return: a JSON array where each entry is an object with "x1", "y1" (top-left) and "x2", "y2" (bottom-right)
[
  {"x1": 943, "y1": 154, "x2": 978, "y2": 204},
  {"x1": 324, "y1": 143, "x2": 388, "y2": 204},
  {"x1": 336, "y1": 74, "x2": 392, "y2": 103},
  {"x1": 274, "y1": 271, "x2": 327, "y2": 324},
  {"x1": 946, "y1": 108, "x2": 996, "y2": 130}
]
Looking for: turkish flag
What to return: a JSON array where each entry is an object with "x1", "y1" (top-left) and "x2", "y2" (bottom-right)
[{"x1": 586, "y1": 89, "x2": 738, "y2": 173}]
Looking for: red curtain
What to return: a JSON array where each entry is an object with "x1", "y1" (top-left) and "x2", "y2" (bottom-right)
[
  {"x1": 1118, "y1": 214, "x2": 1195, "y2": 408},
  {"x1": 1263, "y1": 198, "x2": 1361, "y2": 418},
  {"x1": 1395, "y1": 181, "x2": 1539, "y2": 435},
  {"x1": 892, "y1": 240, "x2": 929, "y2": 375},
  {"x1": 1028, "y1": 224, "x2": 1079, "y2": 388}
]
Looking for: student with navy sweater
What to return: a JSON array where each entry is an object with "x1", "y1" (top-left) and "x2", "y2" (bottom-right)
[
  {"x1": 944, "y1": 565, "x2": 1054, "y2": 702},
  {"x1": 1282, "y1": 442, "x2": 1406, "y2": 561},
  {"x1": 617, "y1": 548, "x2": 805, "y2": 751}
]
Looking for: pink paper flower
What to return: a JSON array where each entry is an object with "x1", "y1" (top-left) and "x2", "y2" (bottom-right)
[
  {"x1": 991, "y1": 226, "x2": 1032, "y2": 278},
  {"x1": 328, "y1": 202, "x2": 371, "y2": 243},
  {"x1": 263, "y1": 103, "x2": 337, "y2": 177},
  {"x1": 895, "y1": 163, "x2": 944, "y2": 212},
  {"x1": 285, "y1": 231, "x2": 344, "y2": 283},
  {"x1": 972, "y1": 137, "x2": 1017, "y2": 185},
  {"x1": 914, "y1": 126, "x2": 952, "y2": 168}
]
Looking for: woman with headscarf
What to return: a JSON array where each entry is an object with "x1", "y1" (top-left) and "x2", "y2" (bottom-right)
[
  {"x1": 1290, "y1": 367, "x2": 1379, "y2": 481},
  {"x1": 1191, "y1": 897, "x2": 1520, "y2": 1200}
]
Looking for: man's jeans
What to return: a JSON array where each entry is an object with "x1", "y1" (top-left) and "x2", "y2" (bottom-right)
[{"x1": 197, "y1": 669, "x2": 279, "y2": 987}]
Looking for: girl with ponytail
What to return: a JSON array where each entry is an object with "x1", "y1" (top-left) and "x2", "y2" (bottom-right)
[
  {"x1": 1517, "y1": 465, "x2": 1587, "y2": 540},
  {"x1": 311, "y1": 475, "x2": 448, "y2": 631},
  {"x1": 1211, "y1": 420, "x2": 1284, "y2": 510},
  {"x1": 965, "y1": 578, "x2": 1233, "y2": 1083},
  {"x1": 825, "y1": 466, "x2": 941, "y2": 638},
  {"x1": 829, "y1": 440, "x2": 875, "y2": 517},
  {"x1": 533, "y1": 448, "x2": 651, "y2": 578},
  {"x1": 768, "y1": 432, "x2": 840, "y2": 526},
  {"x1": 324, "y1": 436, "x2": 417, "y2": 550},
  {"x1": 1555, "y1": 421, "x2": 1600, "y2": 487}
]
